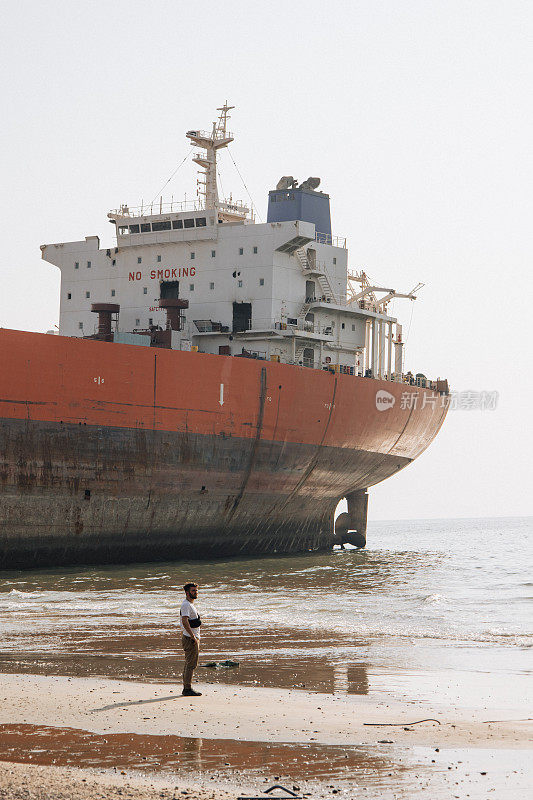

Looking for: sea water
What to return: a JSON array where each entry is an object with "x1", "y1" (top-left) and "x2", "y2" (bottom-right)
[{"x1": 0, "y1": 516, "x2": 531, "y2": 712}]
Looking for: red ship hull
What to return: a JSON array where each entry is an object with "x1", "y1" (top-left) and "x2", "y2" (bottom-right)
[{"x1": 0, "y1": 329, "x2": 448, "y2": 569}]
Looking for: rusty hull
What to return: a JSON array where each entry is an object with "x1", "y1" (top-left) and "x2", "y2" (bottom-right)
[{"x1": 0, "y1": 329, "x2": 449, "y2": 569}]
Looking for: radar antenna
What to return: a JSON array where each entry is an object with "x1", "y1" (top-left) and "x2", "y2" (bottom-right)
[{"x1": 215, "y1": 101, "x2": 234, "y2": 139}]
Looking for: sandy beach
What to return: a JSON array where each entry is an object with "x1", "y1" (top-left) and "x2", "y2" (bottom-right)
[
  {"x1": 1, "y1": 673, "x2": 530, "y2": 749},
  {"x1": 0, "y1": 760, "x2": 234, "y2": 800},
  {"x1": 0, "y1": 673, "x2": 531, "y2": 799}
]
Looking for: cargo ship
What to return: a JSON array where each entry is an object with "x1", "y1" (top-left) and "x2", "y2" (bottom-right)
[{"x1": 0, "y1": 104, "x2": 449, "y2": 570}]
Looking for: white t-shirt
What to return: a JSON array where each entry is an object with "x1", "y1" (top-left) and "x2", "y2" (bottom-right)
[{"x1": 180, "y1": 599, "x2": 200, "y2": 639}]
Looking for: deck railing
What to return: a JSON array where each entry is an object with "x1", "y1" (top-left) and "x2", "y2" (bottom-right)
[{"x1": 315, "y1": 231, "x2": 347, "y2": 248}]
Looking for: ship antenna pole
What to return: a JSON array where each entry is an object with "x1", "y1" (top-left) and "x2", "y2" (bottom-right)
[{"x1": 186, "y1": 102, "x2": 235, "y2": 215}]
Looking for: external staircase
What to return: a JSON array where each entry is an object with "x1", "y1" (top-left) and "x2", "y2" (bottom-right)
[
  {"x1": 294, "y1": 345, "x2": 306, "y2": 363},
  {"x1": 295, "y1": 247, "x2": 337, "y2": 304}
]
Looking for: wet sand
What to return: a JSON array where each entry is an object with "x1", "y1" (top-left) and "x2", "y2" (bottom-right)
[{"x1": 0, "y1": 673, "x2": 531, "y2": 799}]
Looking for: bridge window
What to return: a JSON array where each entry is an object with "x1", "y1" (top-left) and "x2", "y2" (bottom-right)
[
  {"x1": 118, "y1": 226, "x2": 128, "y2": 235},
  {"x1": 152, "y1": 220, "x2": 171, "y2": 231},
  {"x1": 196, "y1": 217, "x2": 206, "y2": 227},
  {"x1": 172, "y1": 219, "x2": 183, "y2": 229},
  {"x1": 184, "y1": 218, "x2": 195, "y2": 229},
  {"x1": 140, "y1": 223, "x2": 151, "y2": 233},
  {"x1": 129, "y1": 224, "x2": 140, "y2": 234}
]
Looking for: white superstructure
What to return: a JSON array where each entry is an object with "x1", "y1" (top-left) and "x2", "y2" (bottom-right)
[{"x1": 42, "y1": 104, "x2": 418, "y2": 379}]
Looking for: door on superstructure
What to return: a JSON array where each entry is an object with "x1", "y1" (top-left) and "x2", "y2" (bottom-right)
[
  {"x1": 303, "y1": 347, "x2": 315, "y2": 368},
  {"x1": 233, "y1": 302, "x2": 252, "y2": 333},
  {"x1": 306, "y1": 280, "x2": 316, "y2": 302},
  {"x1": 304, "y1": 312, "x2": 315, "y2": 332}
]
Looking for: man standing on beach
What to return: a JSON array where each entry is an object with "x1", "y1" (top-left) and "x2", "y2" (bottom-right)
[{"x1": 180, "y1": 582, "x2": 202, "y2": 697}]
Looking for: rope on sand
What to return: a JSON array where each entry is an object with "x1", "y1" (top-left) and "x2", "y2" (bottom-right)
[{"x1": 363, "y1": 718, "x2": 441, "y2": 726}]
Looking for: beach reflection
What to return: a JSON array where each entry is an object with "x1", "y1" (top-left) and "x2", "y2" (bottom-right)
[
  {"x1": 1, "y1": 722, "x2": 528, "y2": 799},
  {"x1": 0, "y1": 648, "x2": 371, "y2": 696},
  {"x1": 0, "y1": 722, "x2": 405, "y2": 788}
]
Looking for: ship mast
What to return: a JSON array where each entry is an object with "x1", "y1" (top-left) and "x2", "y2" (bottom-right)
[{"x1": 186, "y1": 102, "x2": 235, "y2": 211}]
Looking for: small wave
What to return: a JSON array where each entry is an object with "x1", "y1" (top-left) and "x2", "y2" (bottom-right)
[
  {"x1": 295, "y1": 566, "x2": 335, "y2": 574},
  {"x1": 419, "y1": 593, "x2": 449, "y2": 607}
]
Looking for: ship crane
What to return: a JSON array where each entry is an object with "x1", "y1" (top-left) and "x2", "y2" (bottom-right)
[
  {"x1": 376, "y1": 282, "x2": 425, "y2": 313},
  {"x1": 347, "y1": 271, "x2": 424, "y2": 313},
  {"x1": 345, "y1": 272, "x2": 425, "y2": 382}
]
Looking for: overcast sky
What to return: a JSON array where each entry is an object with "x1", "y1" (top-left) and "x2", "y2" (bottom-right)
[{"x1": 1, "y1": 0, "x2": 531, "y2": 521}]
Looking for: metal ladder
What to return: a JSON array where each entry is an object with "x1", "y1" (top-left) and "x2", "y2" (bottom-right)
[
  {"x1": 316, "y1": 272, "x2": 335, "y2": 302},
  {"x1": 295, "y1": 247, "x2": 337, "y2": 302},
  {"x1": 298, "y1": 301, "x2": 312, "y2": 317},
  {"x1": 295, "y1": 247, "x2": 310, "y2": 272},
  {"x1": 294, "y1": 344, "x2": 306, "y2": 363}
]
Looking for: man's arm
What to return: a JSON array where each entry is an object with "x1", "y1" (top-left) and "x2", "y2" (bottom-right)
[{"x1": 181, "y1": 615, "x2": 199, "y2": 643}]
